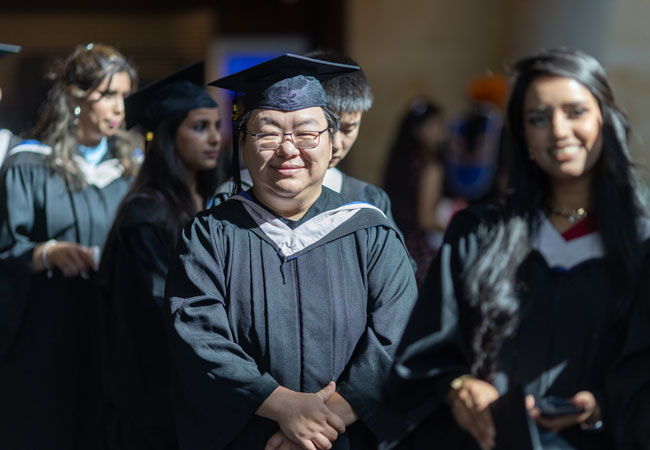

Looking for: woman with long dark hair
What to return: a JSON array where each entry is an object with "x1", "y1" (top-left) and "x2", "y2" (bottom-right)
[
  {"x1": 0, "y1": 43, "x2": 138, "y2": 450},
  {"x1": 383, "y1": 98, "x2": 451, "y2": 285},
  {"x1": 98, "y1": 61, "x2": 221, "y2": 450},
  {"x1": 383, "y1": 48, "x2": 650, "y2": 450}
]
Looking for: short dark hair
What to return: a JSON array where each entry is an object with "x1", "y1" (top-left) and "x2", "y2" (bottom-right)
[{"x1": 303, "y1": 49, "x2": 373, "y2": 114}]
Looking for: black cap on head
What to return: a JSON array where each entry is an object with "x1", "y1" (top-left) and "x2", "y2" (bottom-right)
[
  {"x1": 0, "y1": 43, "x2": 21, "y2": 59},
  {"x1": 208, "y1": 53, "x2": 359, "y2": 112},
  {"x1": 125, "y1": 60, "x2": 217, "y2": 131}
]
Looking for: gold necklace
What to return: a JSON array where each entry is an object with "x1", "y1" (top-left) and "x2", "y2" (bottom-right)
[{"x1": 548, "y1": 206, "x2": 590, "y2": 224}]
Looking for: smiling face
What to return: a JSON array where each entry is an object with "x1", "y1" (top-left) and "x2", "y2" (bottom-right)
[
  {"x1": 242, "y1": 106, "x2": 332, "y2": 209},
  {"x1": 329, "y1": 110, "x2": 362, "y2": 168},
  {"x1": 175, "y1": 107, "x2": 222, "y2": 174},
  {"x1": 523, "y1": 75, "x2": 603, "y2": 181},
  {"x1": 76, "y1": 71, "x2": 132, "y2": 146}
]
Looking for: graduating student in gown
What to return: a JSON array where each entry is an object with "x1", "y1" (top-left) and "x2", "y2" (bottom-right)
[
  {"x1": 0, "y1": 43, "x2": 139, "y2": 450},
  {"x1": 383, "y1": 48, "x2": 650, "y2": 450},
  {"x1": 164, "y1": 54, "x2": 418, "y2": 450},
  {"x1": 98, "y1": 61, "x2": 221, "y2": 450},
  {"x1": 0, "y1": 43, "x2": 22, "y2": 166},
  {"x1": 211, "y1": 50, "x2": 394, "y2": 223}
]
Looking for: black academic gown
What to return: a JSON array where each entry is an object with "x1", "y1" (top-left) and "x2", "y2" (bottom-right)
[
  {"x1": 97, "y1": 195, "x2": 178, "y2": 450},
  {"x1": 0, "y1": 141, "x2": 131, "y2": 450},
  {"x1": 338, "y1": 171, "x2": 394, "y2": 224},
  {"x1": 606, "y1": 274, "x2": 650, "y2": 450},
  {"x1": 165, "y1": 187, "x2": 418, "y2": 450},
  {"x1": 383, "y1": 204, "x2": 649, "y2": 450}
]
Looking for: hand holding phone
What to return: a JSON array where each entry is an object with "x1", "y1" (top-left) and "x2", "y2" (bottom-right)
[{"x1": 536, "y1": 396, "x2": 584, "y2": 418}]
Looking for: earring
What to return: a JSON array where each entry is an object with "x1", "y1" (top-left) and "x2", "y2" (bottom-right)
[{"x1": 73, "y1": 105, "x2": 81, "y2": 126}]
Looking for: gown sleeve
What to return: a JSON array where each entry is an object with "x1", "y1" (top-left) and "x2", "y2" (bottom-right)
[
  {"x1": 380, "y1": 210, "x2": 482, "y2": 442},
  {"x1": 0, "y1": 162, "x2": 41, "y2": 356},
  {"x1": 335, "y1": 224, "x2": 418, "y2": 439},
  {"x1": 606, "y1": 264, "x2": 650, "y2": 449},
  {"x1": 164, "y1": 215, "x2": 280, "y2": 450}
]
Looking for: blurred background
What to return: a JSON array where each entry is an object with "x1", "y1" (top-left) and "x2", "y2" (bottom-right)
[{"x1": 1, "y1": 0, "x2": 649, "y2": 184}]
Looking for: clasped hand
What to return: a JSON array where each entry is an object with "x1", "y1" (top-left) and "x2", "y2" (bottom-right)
[
  {"x1": 33, "y1": 241, "x2": 98, "y2": 277},
  {"x1": 261, "y1": 382, "x2": 346, "y2": 450}
]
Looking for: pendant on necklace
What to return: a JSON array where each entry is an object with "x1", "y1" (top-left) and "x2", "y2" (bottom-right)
[
  {"x1": 549, "y1": 206, "x2": 588, "y2": 224},
  {"x1": 567, "y1": 207, "x2": 587, "y2": 223}
]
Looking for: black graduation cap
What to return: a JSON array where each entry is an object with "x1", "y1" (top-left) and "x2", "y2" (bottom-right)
[
  {"x1": 125, "y1": 60, "x2": 217, "y2": 131},
  {"x1": 208, "y1": 53, "x2": 357, "y2": 195},
  {"x1": 208, "y1": 53, "x2": 359, "y2": 112},
  {"x1": 0, "y1": 43, "x2": 21, "y2": 59}
]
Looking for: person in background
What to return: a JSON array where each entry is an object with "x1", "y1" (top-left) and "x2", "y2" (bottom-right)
[
  {"x1": 165, "y1": 54, "x2": 417, "y2": 450},
  {"x1": 303, "y1": 49, "x2": 393, "y2": 217},
  {"x1": 383, "y1": 97, "x2": 455, "y2": 286},
  {"x1": 211, "y1": 50, "x2": 394, "y2": 223},
  {"x1": 445, "y1": 74, "x2": 508, "y2": 204},
  {"x1": 97, "y1": 60, "x2": 221, "y2": 450},
  {"x1": 0, "y1": 43, "x2": 139, "y2": 450},
  {"x1": 0, "y1": 43, "x2": 22, "y2": 166},
  {"x1": 383, "y1": 48, "x2": 650, "y2": 450}
]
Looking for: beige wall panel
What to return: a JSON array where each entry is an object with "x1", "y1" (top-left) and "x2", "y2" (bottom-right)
[
  {"x1": 604, "y1": 0, "x2": 650, "y2": 179},
  {"x1": 345, "y1": 0, "x2": 515, "y2": 184}
]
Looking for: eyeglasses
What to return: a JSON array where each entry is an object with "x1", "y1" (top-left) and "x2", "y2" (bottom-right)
[{"x1": 244, "y1": 128, "x2": 329, "y2": 151}]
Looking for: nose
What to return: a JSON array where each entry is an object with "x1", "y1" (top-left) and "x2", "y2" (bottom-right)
[
  {"x1": 552, "y1": 112, "x2": 571, "y2": 140},
  {"x1": 114, "y1": 96, "x2": 125, "y2": 116},
  {"x1": 332, "y1": 131, "x2": 343, "y2": 152},
  {"x1": 275, "y1": 134, "x2": 300, "y2": 157},
  {"x1": 209, "y1": 125, "x2": 221, "y2": 147}
]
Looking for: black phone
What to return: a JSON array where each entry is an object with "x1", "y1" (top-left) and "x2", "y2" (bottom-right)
[{"x1": 536, "y1": 396, "x2": 583, "y2": 418}]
